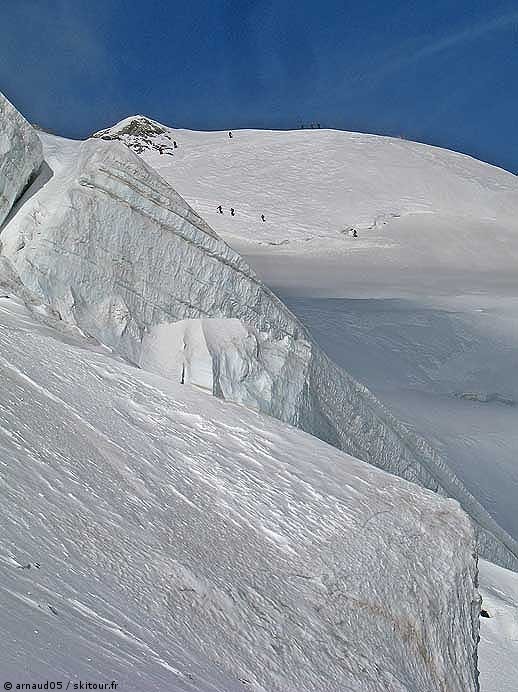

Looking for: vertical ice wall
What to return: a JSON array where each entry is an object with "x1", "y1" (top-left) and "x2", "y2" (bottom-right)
[{"x1": 0, "y1": 92, "x2": 43, "y2": 227}]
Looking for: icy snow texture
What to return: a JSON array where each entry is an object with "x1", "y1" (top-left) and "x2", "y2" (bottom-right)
[
  {"x1": 1, "y1": 103, "x2": 518, "y2": 571},
  {"x1": 0, "y1": 296, "x2": 480, "y2": 691},
  {"x1": 0, "y1": 92, "x2": 43, "y2": 226},
  {"x1": 140, "y1": 318, "x2": 309, "y2": 419}
]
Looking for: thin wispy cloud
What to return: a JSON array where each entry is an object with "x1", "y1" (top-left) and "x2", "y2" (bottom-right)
[
  {"x1": 1, "y1": 0, "x2": 517, "y2": 171},
  {"x1": 355, "y1": 9, "x2": 518, "y2": 90},
  {"x1": 0, "y1": 0, "x2": 119, "y2": 132}
]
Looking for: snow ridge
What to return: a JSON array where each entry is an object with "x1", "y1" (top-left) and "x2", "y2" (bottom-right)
[{"x1": 93, "y1": 116, "x2": 518, "y2": 251}]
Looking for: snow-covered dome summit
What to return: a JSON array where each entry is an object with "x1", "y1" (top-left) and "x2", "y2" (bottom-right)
[{"x1": 94, "y1": 114, "x2": 518, "y2": 255}]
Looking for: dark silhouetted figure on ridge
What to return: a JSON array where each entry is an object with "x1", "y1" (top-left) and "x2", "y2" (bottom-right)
[
  {"x1": 230, "y1": 208, "x2": 235, "y2": 216},
  {"x1": 228, "y1": 131, "x2": 233, "y2": 139},
  {"x1": 217, "y1": 205, "x2": 223, "y2": 214},
  {"x1": 261, "y1": 214, "x2": 266, "y2": 222}
]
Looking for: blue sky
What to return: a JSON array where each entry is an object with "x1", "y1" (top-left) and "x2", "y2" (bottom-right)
[{"x1": 1, "y1": 0, "x2": 518, "y2": 172}]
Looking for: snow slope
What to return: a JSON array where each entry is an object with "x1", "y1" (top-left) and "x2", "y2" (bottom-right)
[
  {"x1": 1, "y1": 98, "x2": 515, "y2": 570},
  {"x1": 0, "y1": 87, "x2": 516, "y2": 692},
  {"x1": 104, "y1": 118, "x2": 518, "y2": 556},
  {"x1": 0, "y1": 293, "x2": 481, "y2": 692},
  {"x1": 95, "y1": 119, "x2": 518, "y2": 254},
  {"x1": 479, "y1": 559, "x2": 518, "y2": 692}
]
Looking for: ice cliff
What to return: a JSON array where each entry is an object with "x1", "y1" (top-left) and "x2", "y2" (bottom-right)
[
  {"x1": 0, "y1": 92, "x2": 42, "y2": 226},
  {"x1": 1, "y1": 90, "x2": 517, "y2": 573}
]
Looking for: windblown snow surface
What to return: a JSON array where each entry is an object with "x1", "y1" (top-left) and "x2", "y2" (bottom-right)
[
  {"x1": 3, "y1": 101, "x2": 517, "y2": 572},
  {"x1": 94, "y1": 117, "x2": 518, "y2": 690},
  {"x1": 0, "y1": 294, "x2": 480, "y2": 691},
  {"x1": 0, "y1": 101, "x2": 515, "y2": 689},
  {"x1": 120, "y1": 121, "x2": 518, "y2": 550}
]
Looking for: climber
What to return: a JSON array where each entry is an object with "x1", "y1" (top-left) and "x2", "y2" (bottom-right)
[
  {"x1": 261, "y1": 214, "x2": 266, "y2": 222},
  {"x1": 230, "y1": 208, "x2": 235, "y2": 216},
  {"x1": 173, "y1": 140, "x2": 178, "y2": 148},
  {"x1": 228, "y1": 131, "x2": 233, "y2": 139},
  {"x1": 217, "y1": 205, "x2": 223, "y2": 214},
  {"x1": 352, "y1": 229, "x2": 358, "y2": 238}
]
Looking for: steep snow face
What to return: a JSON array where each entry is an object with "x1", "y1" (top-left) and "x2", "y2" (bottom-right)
[
  {"x1": 0, "y1": 295, "x2": 481, "y2": 691},
  {"x1": 1, "y1": 133, "x2": 302, "y2": 358},
  {"x1": 2, "y1": 115, "x2": 518, "y2": 571},
  {"x1": 94, "y1": 117, "x2": 518, "y2": 568},
  {"x1": 0, "y1": 130, "x2": 315, "y2": 431},
  {"x1": 0, "y1": 91, "x2": 43, "y2": 226}
]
